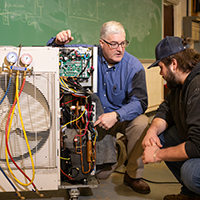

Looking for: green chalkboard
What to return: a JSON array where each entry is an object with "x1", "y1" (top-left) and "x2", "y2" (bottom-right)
[{"x1": 0, "y1": 0, "x2": 162, "y2": 59}]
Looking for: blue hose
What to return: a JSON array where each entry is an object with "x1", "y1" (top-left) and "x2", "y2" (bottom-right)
[
  {"x1": 0, "y1": 76, "x2": 12, "y2": 105},
  {"x1": 0, "y1": 166, "x2": 16, "y2": 190}
]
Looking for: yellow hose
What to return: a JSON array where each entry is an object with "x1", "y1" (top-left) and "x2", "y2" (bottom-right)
[{"x1": 5, "y1": 73, "x2": 35, "y2": 186}]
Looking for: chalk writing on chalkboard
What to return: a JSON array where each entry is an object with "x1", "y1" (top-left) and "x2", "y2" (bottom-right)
[
  {"x1": 0, "y1": 0, "x2": 162, "y2": 59},
  {"x1": 1, "y1": 0, "x2": 43, "y2": 28},
  {"x1": 68, "y1": 0, "x2": 99, "y2": 22}
]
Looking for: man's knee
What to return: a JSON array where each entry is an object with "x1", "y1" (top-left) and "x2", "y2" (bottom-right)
[
  {"x1": 136, "y1": 114, "x2": 149, "y2": 126},
  {"x1": 125, "y1": 114, "x2": 149, "y2": 142},
  {"x1": 127, "y1": 114, "x2": 149, "y2": 133},
  {"x1": 181, "y1": 159, "x2": 200, "y2": 195}
]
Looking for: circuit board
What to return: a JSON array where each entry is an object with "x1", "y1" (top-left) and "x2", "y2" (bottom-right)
[{"x1": 59, "y1": 47, "x2": 93, "y2": 79}]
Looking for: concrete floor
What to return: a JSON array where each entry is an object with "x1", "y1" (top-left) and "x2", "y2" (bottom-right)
[
  {"x1": 79, "y1": 163, "x2": 181, "y2": 200},
  {"x1": 1, "y1": 162, "x2": 181, "y2": 200},
  {"x1": 1, "y1": 113, "x2": 181, "y2": 200}
]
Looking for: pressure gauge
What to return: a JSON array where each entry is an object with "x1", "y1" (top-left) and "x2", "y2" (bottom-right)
[
  {"x1": 20, "y1": 53, "x2": 33, "y2": 66},
  {"x1": 6, "y1": 52, "x2": 18, "y2": 64}
]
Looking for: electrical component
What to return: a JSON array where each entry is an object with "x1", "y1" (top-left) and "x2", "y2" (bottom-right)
[
  {"x1": 59, "y1": 48, "x2": 91, "y2": 78},
  {"x1": 60, "y1": 94, "x2": 97, "y2": 182},
  {"x1": 59, "y1": 46, "x2": 98, "y2": 183},
  {"x1": 59, "y1": 46, "x2": 97, "y2": 91}
]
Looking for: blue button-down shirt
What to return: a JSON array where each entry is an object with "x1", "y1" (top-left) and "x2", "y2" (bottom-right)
[
  {"x1": 97, "y1": 47, "x2": 148, "y2": 122},
  {"x1": 47, "y1": 38, "x2": 148, "y2": 122}
]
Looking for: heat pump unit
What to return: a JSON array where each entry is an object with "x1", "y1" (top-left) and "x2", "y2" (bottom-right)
[{"x1": 0, "y1": 46, "x2": 60, "y2": 193}]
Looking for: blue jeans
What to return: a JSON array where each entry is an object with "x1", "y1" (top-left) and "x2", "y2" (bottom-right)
[{"x1": 159, "y1": 126, "x2": 200, "y2": 196}]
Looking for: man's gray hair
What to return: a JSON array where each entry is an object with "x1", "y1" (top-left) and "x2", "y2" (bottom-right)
[{"x1": 100, "y1": 21, "x2": 125, "y2": 39}]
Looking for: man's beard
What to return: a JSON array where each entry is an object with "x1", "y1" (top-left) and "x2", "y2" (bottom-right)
[{"x1": 165, "y1": 68, "x2": 180, "y2": 89}]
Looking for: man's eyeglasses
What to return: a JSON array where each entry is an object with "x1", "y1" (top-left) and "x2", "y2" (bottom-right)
[{"x1": 101, "y1": 39, "x2": 129, "y2": 49}]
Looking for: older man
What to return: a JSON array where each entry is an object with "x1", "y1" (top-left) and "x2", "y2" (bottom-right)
[{"x1": 47, "y1": 21, "x2": 150, "y2": 194}]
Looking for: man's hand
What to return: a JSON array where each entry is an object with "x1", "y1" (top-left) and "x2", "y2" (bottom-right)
[
  {"x1": 93, "y1": 112, "x2": 118, "y2": 130},
  {"x1": 55, "y1": 30, "x2": 74, "y2": 45},
  {"x1": 142, "y1": 137, "x2": 160, "y2": 164},
  {"x1": 142, "y1": 130, "x2": 162, "y2": 149},
  {"x1": 142, "y1": 118, "x2": 166, "y2": 149},
  {"x1": 142, "y1": 146, "x2": 160, "y2": 164}
]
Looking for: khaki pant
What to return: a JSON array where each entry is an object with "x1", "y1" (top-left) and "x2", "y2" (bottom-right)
[{"x1": 97, "y1": 114, "x2": 149, "y2": 179}]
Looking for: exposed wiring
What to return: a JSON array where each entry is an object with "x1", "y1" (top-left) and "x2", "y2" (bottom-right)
[
  {"x1": 74, "y1": 103, "x2": 93, "y2": 139},
  {"x1": 59, "y1": 47, "x2": 96, "y2": 182},
  {"x1": 73, "y1": 103, "x2": 96, "y2": 174},
  {"x1": 72, "y1": 93, "x2": 87, "y2": 98},
  {"x1": 59, "y1": 92, "x2": 64, "y2": 101},
  {"x1": 78, "y1": 55, "x2": 92, "y2": 77},
  {"x1": 59, "y1": 77, "x2": 77, "y2": 93},
  {"x1": 60, "y1": 168, "x2": 75, "y2": 181},
  {"x1": 60, "y1": 98, "x2": 78, "y2": 106},
  {"x1": 59, "y1": 76, "x2": 91, "y2": 97},
  {"x1": 61, "y1": 107, "x2": 86, "y2": 129},
  {"x1": 60, "y1": 157, "x2": 70, "y2": 161},
  {"x1": 92, "y1": 128, "x2": 98, "y2": 146}
]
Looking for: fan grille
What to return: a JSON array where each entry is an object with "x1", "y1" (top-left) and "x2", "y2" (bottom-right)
[{"x1": 0, "y1": 72, "x2": 56, "y2": 169}]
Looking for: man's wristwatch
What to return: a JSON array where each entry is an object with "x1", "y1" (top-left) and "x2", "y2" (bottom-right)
[{"x1": 115, "y1": 112, "x2": 121, "y2": 122}]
